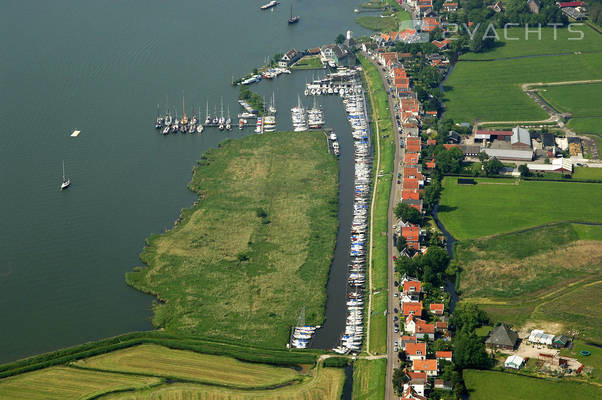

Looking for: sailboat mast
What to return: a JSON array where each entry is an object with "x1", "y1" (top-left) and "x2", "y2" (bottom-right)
[{"x1": 62, "y1": 160, "x2": 65, "y2": 181}]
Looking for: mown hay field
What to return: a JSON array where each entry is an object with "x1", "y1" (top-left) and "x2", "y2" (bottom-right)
[
  {"x1": 443, "y1": 52, "x2": 602, "y2": 123},
  {"x1": 126, "y1": 132, "x2": 338, "y2": 347},
  {"x1": 0, "y1": 366, "x2": 160, "y2": 400},
  {"x1": 463, "y1": 369, "x2": 600, "y2": 400},
  {"x1": 98, "y1": 367, "x2": 345, "y2": 400},
  {"x1": 73, "y1": 344, "x2": 301, "y2": 388},
  {"x1": 438, "y1": 177, "x2": 602, "y2": 240}
]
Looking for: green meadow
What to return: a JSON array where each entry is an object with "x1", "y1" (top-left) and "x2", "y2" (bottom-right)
[
  {"x1": 438, "y1": 177, "x2": 602, "y2": 240},
  {"x1": 352, "y1": 359, "x2": 387, "y2": 400},
  {"x1": 463, "y1": 370, "x2": 601, "y2": 400},
  {"x1": 443, "y1": 52, "x2": 602, "y2": 123},
  {"x1": 126, "y1": 131, "x2": 338, "y2": 348},
  {"x1": 460, "y1": 25, "x2": 602, "y2": 60}
]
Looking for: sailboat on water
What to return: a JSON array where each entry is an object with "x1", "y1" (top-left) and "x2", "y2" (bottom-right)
[
  {"x1": 60, "y1": 160, "x2": 71, "y2": 190},
  {"x1": 288, "y1": 4, "x2": 299, "y2": 24},
  {"x1": 268, "y1": 92, "x2": 277, "y2": 114}
]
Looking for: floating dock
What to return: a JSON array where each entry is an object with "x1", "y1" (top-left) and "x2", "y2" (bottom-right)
[{"x1": 71, "y1": 130, "x2": 80, "y2": 137}]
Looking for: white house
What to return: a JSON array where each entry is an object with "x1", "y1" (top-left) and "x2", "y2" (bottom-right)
[
  {"x1": 504, "y1": 355, "x2": 525, "y2": 370},
  {"x1": 529, "y1": 329, "x2": 554, "y2": 346},
  {"x1": 278, "y1": 49, "x2": 301, "y2": 67}
]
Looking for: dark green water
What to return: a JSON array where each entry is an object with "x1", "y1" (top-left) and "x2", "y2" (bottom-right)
[{"x1": 0, "y1": 0, "x2": 368, "y2": 362}]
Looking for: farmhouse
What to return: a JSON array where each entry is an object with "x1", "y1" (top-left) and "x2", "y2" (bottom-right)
[
  {"x1": 485, "y1": 324, "x2": 518, "y2": 350},
  {"x1": 527, "y1": 158, "x2": 573, "y2": 174}
]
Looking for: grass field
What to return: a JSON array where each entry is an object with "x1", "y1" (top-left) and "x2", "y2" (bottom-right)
[
  {"x1": 568, "y1": 117, "x2": 602, "y2": 137},
  {"x1": 369, "y1": 291, "x2": 388, "y2": 355},
  {"x1": 126, "y1": 131, "x2": 338, "y2": 347},
  {"x1": 460, "y1": 26, "x2": 602, "y2": 61},
  {"x1": 356, "y1": 16, "x2": 399, "y2": 32},
  {"x1": 560, "y1": 340, "x2": 602, "y2": 384},
  {"x1": 463, "y1": 369, "x2": 601, "y2": 400},
  {"x1": 573, "y1": 166, "x2": 602, "y2": 180},
  {"x1": 98, "y1": 367, "x2": 345, "y2": 400},
  {"x1": 0, "y1": 366, "x2": 160, "y2": 400},
  {"x1": 359, "y1": 54, "x2": 393, "y2": 354},
  {"x1": 72, "y1": 344, "x2": 301, "y2": 388},
  {"x1": 443, "y1": 53, "x2": 602, "y2": 123},
  {"x1": 438, "y1": 177, "x2": 602, "y2": 239},
  {"x1": 292, "y1": 55, "x2": 324, "y2": 70},
  {"x1": 352, "y1": 359, "x2": 386, "y2": 400},
  {"x1": 456, "y1": 223, "x2": 602, "y2": 340}
]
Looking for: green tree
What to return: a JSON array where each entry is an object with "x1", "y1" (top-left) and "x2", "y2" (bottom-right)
[
  {"x1": 478, "y1": 151, "x2": 489, "y2": 162},
  {"x1": 451, "y1": 303, "x2": 489, "y2": 332},
  {"x1": 483, "y1": 157, "x2": 504, "y2": 176},
  {"x1": 392, "y1": 367, "x2": 407, "y2": 395},
  {"x1": 518, "y1": 164, "x2": 531, "y2": 177},
  {"x1": 335, "y1": 33, "x2": 345, "y2": 44},
  {"x1": 423, "y1": 180, "x2": 442, "y2": 213},
  {"x1": 453, "y1": 331, "x2": 490, "y2": 369},
  {"x1": 394, "y1": 202, "x2": 422, "y2": 225},
  {"x1": 396, "y1": 235, "x2": 407, "y2": 252}
]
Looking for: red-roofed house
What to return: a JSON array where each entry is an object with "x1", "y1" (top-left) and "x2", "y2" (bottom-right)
[
  {"x1": 432, "y1": 39, "x2": 450, "y2": 50},
  {"x1": 402, "y1": 226, "x2": 421, "y2": 249},
  {"x1": 402, "y1": 335, "x2": 418, "y2": 347},
  {"x1": 405, "y1": 152, "x2": 420, "y2": 165},
  {"x1": 422, "y1": 17, "x2": 441, "y2": 32},
  {"x1": 415, "y1": 322, "x2": 435, "y2": 340},
  {"x1": 443, "y1": 144, "x2": 459, "y2": 150},
  {"x1": 403, "y1": 280, "x2": 422, "y2": 295},
  {"x1": 404, "y1": 178, "x2": 420, "y2": 190},
  {"x1": 435, "y1": 321, "x2": 448, "y2": 330},
  {"x1": 403, "y1": 301, "x2": 423, "y2": 317},
  {"x1": 412, "y1": 359, "x2": 438, "y2": 376},
  {"x1": 426, "y1": 139, "x2": 437, "y2": 145},
  {"x1": 443, "y1": 1, "x2": 458, "y2": 11},
  {"x1": 430, "y1": 303, "x2": 444, "y2": 315},
  {"x1": 401, "y1": 385, "x2": 427, "y2": 400},
  {"x1": 405, "y1": 342, "x2": 427, "y2": 360},
  {"x1": 436, "y1": 351, "x2": 453, "y2": 362},
  {"x1": 407, "y1": 371, "x2": 427, "y2": 381},
  {"x1": 558, "y1": 1, "x2": 584, "y2": 7},
  {"x1": 402, "y1": 190, "x2": 421, "y2": 201},
  {"x1": 426, "y1": 159, "x2": 436, "y2": 169}
]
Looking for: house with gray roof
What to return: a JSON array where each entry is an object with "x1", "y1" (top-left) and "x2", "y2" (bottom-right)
[{"x1": 485, "y1": 324, "x2": 518, "y2": 350}]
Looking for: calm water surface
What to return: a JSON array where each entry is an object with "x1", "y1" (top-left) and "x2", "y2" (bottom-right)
[{"x1": 0, "y1": 0, "x2": 368, "y2": 362}]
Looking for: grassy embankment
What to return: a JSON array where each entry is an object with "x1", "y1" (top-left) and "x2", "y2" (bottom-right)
[
  {"x1": 463, "y1": 370, "x2": 601, "y2": 400},
  {"x1": 356, "y1": 0, "x2": 411, "y2": 32},
  {"x1": 352, "y1": 358, "x2": 387, "y2": 400},
  {"x1": 359, "y1": 54, "x2": 394, "y2": 355},
  {"x1": 126, "y1": 131, "x2": 338, "y2": 348},
  {"x1": 443, "y1": 26, "x2": 602, "y2": 123},
  {"x1": 0, "y1": 344, "x2": 345, "y2": 400},
  {"x1": 437, "y1": 177, "x2": 602, "y2": 240},
  {"x1": 538, "y1": 82, "x2": 602, "y2": 147},
  {"x1": 291, "y1": 55, "x2": 324, "y2": 70},
  {"x1": 455, "y1": 223, "x2": 602, "y2": 341},
  {"x1": 573, "y1": 166, "x2": 602, "y2": 180}
]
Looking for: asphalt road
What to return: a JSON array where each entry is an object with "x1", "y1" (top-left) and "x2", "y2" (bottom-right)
[{"x1": 363, "y1": 53, "x2": 406, "y2": 400}]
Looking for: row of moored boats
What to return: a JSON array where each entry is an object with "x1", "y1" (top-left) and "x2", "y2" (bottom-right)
[
  {"x1": 291, "y1": 96, "x2": 325, "y2": 132},
  {"x1": 333, "y1": 73, "x2": 372, "y2": 355}
]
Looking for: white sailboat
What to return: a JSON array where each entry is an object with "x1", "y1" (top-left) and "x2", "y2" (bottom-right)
[
  {"x1": 268, "y1": 92, "x2": 277, "y2": 114},
  {"x1": 60, "y1": 160, "x2": 71, "y2": 190},
  {"x1": 197, "y1": 105, "x2": 204, "y2": 133}
]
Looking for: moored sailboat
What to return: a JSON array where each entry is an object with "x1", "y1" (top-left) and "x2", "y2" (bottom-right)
[{"x1": 60, "y1": 160, "x2": 71, "y2": 190}]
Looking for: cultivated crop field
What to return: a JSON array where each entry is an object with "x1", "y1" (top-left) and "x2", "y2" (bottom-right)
[
  {"x1": 0, "y1": 366, "x2": 160, "y2": 400},
  {"x1": 72, "y1": 344, "x2": 301, "y2": 388},
  {"x1": 463, "y1": 369, "x2": 601, "y2": 400},
  {"x1": 460, "y1": 25, "x2": 602, "y2": 60},
  {"x1": 126, "y1": 131, "x2": 338, "y2": 347},
  {"x1": 438, "y1": 177, "x2": 602, "y2": 239},
  {"x1": 98, "y1": 367, "x2": 345, "y2": 400},
  {"x1": 443, "y1": 53, "x2": 602, "y2": 123}
]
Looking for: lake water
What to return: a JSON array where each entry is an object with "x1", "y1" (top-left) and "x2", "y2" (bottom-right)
[{"x1": 0, "y1": 0, "x2": 369, "y2": 362}]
